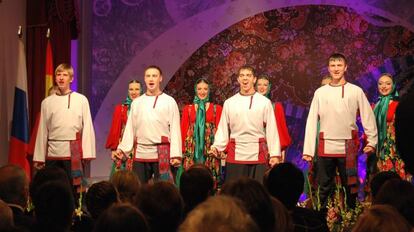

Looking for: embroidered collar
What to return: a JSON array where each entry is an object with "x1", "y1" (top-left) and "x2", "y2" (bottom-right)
[
  {"x1": 239, "y1": 91, "x2": 256, "y2": 96},
  {"x1": 56, "y1": 90, "x2": 72, "y2": 96},
  {"x1": 329, "y1": 81, "x2": 347, "y2": 87}
]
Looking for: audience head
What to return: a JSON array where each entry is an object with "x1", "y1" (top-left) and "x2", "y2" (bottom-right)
[
  {"x1": 0, "y1": 165, "x2": 28, "y2": 207},
  {"x1": 373, "y1": 179, "x2": 414, "y2": 226},
  {"x1": 85, "y1": 181, "x2": 119, "y2": 220},
  {"x1": 270, "y1": 197, "x2": 294, "y2": 232},
  {"x1": 93, "y1": 203, "x2": 149, "y2": 232},
  {"x1": 32, "y1": 181, "x2": 74, "y2": 231},
  {"x1": 110, "y1": 170, "x2": 141, "y2": 204},
  {"x1": 30, "y1": 166, "x2": 71, "y2": 200},
  {"x1": 370, "y1": 171, "x2": 401, "y2": 200},
  {"x1": 0, "y1": 200, "x2": 14, "y2": 231},
  {"x1": 179, "y1": 164, "x2": 214, "y2": 214},
  {"x1": 135, "y1": 181, "x2": 184, "y2": 232},
  {"x1": 179, "y1": 195, "x2": 259, "y2": 232},
  {"x1": 395, "y1": 90, "x2": 414, "y2": 174},
  {"x1": 352, "y1": 204, "x2": 412, "y2": 232},
  {"x1": 265, "y1": 162, "x2": 304, "y2": 210},
  {"x1": 221, "y1": 177, "x2": 275, "y2": 232}
]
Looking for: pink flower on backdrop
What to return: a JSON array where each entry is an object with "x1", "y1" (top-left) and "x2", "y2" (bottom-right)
[
  {"x1": 267, "y1": 63, "x2": 283, "y2": 73},
  {"x1": 319, "y1": 41, "x2": 336, "y2": 55},
  {"x1": 225, "y1": 51, "x2": 247, "y2": 70},
  {"x1": 291, "y1": 37, "x2": 306, "y2": 56},
  {"x1": 335, "y1": 9, "x2": 350, "y2": 30},
  {"x1": 315, "y1": 26, "x2": 323, "y2": 36},
  {"x1": 290, "y1": 7, "x2": 308, "y2": 30},
  {"x1": 252, "y1": 14, "x2": 266, "y2": 24},
  {"x1": 293, "y1": 60, "x2": 309, "y2": 73},
  {"x1": 322, "y1": 25, "x2": 335, "y2": 36},
  {"x1": 224, "y1": 63, "x2": 240, "y2": 78},
  {"x1": 350, "y1": 16, "x2": 368, "y2": 35},
  {"x1": 275, "y1": 44, "x2": 291, "y2": 60},
  {"x1": 167, "y1": 75, "x2": 185, "y2": 90},
  {"x1": 233, "y1": 40, "x2": 243, "y2": 49},
  {"x1": 279, "y1": 10, "x2": 292, "y2": 22},
  {"x1": 212, "y1": 66, "x2": 232, "y2": 87},
  {"x1": 280, "y1": 29, "x2": 297, "y2": 41},
  {"x1": 241, "y1": 18, "x2": 254, "y2": 30},
  {"x1": 353, "y1": 39, "x2": 365, "y2": 49},
  {"x1": 249, "y1": 37, "x2": 257, "y2": 46},
  {"x1": 383, "y1": 32, "x2": 400, "y2": 57},
  {"x1": 241, "y1": 40, "x2": 249, "y2": 49},
  {"x1": 207, "y1": 44, "x2": 220, "y2": 57},
  {"x1": 195, "y1": 57, "x2": 209, "y2": 69},
  {"x1": 366, "y1": 57, "x2": 384, "y2": 72},
  {"x1": 187, "y1": 69, "x2": 195, "y2": 77}
]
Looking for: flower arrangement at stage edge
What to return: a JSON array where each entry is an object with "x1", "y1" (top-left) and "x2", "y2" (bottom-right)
[
  {"x1": 302, "y1": 171, "x2": 369, "y2": 232},
  {"x1": 325, "y1": 184, "x2": 367, "y2": 232},
  {"x1": 74, "y1": 186, "x2": 84, "y2": 219}
]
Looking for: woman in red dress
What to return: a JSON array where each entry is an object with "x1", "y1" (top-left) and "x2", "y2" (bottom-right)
[
  {"x1": 373, "y1": 73, "x2": 410, "y2": 180},
  {"x1": 106, "y1": 80, "x2": 142, "y2": 176},
  {"x1": 256, "y1": 76, "x2": 292, "y2": 161},
  {"x1": 177, "y1": 78, "x2": 223, "y2": 189}
]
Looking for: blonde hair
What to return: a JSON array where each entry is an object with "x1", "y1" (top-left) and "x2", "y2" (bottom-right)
[
  {"x1": 321, "y1": 75, "x2": 332, "y2": 86},
  {"x1": 55, "y1": 63, "x2": 74, "y2": 78},
  {"x1": 48, "y1": 85, "x2": 59, "y2": 96},
  {"x1": 352, "y1": 204, "x2": 412, "y2": 232},
  {"x1": 110, "y1": 170, "x2": 141, "y2": 204},
  {"x1": 179, "y1": 196, "x2": 259, "y2": 232}
]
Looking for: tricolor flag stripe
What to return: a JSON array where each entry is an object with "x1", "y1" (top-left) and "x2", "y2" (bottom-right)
[
  {"x1": 10, "y1": 87, "x2": 29, "y2": 142},
  {"x1": 8, "y1": 39, "x2": 30, "y2": 177}
]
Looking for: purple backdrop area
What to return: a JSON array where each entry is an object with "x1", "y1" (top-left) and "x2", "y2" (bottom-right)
[{"x1": 91, "y1": 0, "x2": 224, "y2": 116}]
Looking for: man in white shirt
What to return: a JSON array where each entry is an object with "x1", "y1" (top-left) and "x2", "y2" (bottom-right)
[
  {"x1": 34, "y1": 63, "x2": 96, "y2": 189},
  {"x1": 117, "y1": 65, "x2": 182, "y2": 183},
  {"x1": 209, "y1": 66, "x2": 281, "y2": 182},
  {"x1": 303, "y1": 53, "x2": 377, "y2": 208}
]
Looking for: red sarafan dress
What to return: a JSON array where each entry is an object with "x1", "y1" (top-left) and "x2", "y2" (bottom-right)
[
  {"x1": 273, "y1": 102, "x2": 292, "y2": 151},
  {"x1": 106, "y1": 104, "x2": 133, "y2": 175},
  {"x1": 376, "y1": 101, "x2": 411, "y2": 181},
  {"x1": 181, "y1": 103, "x2": 223, "y2": 188}
]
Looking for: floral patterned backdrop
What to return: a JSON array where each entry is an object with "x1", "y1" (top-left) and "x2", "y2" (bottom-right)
[{"x1": 164, "y1": 5, "x2": 414, "y2": 163}]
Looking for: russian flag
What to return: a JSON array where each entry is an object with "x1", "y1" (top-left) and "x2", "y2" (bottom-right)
[{"x1": 8, "y1": 39, "x2": 30, "y2": 178}]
